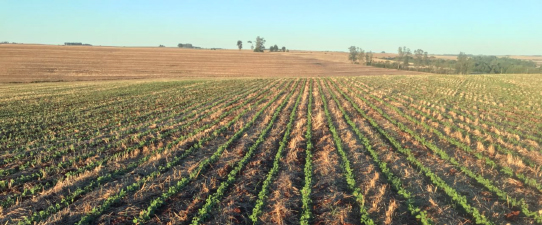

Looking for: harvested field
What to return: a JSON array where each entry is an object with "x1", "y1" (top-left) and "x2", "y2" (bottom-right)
[
  {"x1": 1, "y1": 74, "x2": 541, "y2": 224},
  {"x1": 0, "y1": 45, "x2": 423, "y2": 83}
]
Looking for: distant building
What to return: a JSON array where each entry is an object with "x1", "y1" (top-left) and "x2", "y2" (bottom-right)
[
  {"x1": 65, "y1": 42, "x2": 92, "y2": 46},
  {"x1": 178, "y1": 43, "x2": 199, "y2": 49}
]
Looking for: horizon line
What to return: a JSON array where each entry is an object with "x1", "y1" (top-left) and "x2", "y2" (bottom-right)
[{"x1": 2, "y1": 42, "x2": 541, "y2": 57}]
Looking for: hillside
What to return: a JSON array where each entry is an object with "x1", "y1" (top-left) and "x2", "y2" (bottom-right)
[{"x1": 0, "y1": 45, "x2": 422, "y2": 83}]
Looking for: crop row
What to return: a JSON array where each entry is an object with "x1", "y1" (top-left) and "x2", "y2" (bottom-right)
[
  {"x1": 323, "y1": 79, "x2": 432, "y2": 224},
  {"x1": 249, "y1": 79, "x2": 306, "y2": 223},
  {"x1": 300, "y1": 79, "x2": 314, "y2": 225},
  {"x1": 331, "y1": 79, "x2": 492, "y2": 224},
  {"x1": 0, "y1": 80, "x2": 265, "y2": 180},
  {"x1": 76, "y1": 80, "x2": 292, "y2": 225},
  {"x1": 343, "y1": 80, "x2": 542, "y2": 222},
  {"x1": 133, "y1": 80, "x2": 298, "y2": 224},
  {"x1": 190, "y1": 80, "x2": 302, "y2": 224},
  {"x1": 0, "y1": 81, "x2": 209, "y2": 152},
  {"x1": 317, "y1": 80, "x2": 374, "y2": 224},
  {"x1": 0, "y1": 80, "x2": 273, "y2": 209},
  {"x1": 14, "y1": 80, "x2": 289, "y2": 224}
]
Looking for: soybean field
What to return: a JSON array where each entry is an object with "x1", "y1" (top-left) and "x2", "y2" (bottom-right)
[{"x1": 1, "y1": 75, "x2": 542, "y2": 224}]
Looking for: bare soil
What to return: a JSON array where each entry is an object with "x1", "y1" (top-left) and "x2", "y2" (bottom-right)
[{"x1": 0, "y1": 44, "x2": 423, "y2": 83}]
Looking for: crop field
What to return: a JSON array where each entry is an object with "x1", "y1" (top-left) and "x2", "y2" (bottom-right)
[
  {"x1": 0, "y1": 74, "x2": 541, "y2": 224},
  {"x1": 0, "y1": 45, "x2": 423, "y2": 83}
]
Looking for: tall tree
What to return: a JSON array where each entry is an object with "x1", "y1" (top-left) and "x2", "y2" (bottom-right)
[
  {"x1": 348, "y1": 46, "x2": 358, "y2": 63},
  {"x1": 254, "y1": 36, "x2": 266, "y2": 52},
  {"x1": 396, "y1": 47, "x2": 404, "y2": 69},
  {"x1": 237, "y1": 40, "x2": 243, "y2": 50},
  {"x1": 402, "y1": 47, "x2": 411, "y2": 69},
  {"x1": 282, "y1": 46, "x2": 286, "y2": 52},
  {"x1": 365, "y1": 51, "x2": 374, "y2": 65},
  {"x1": 357, "y1": 48, "x2": 366, "y2": 65},
  {"x1": 423, "y1": 51, "x2": 429, "y2": 66},
  {"x1": 456, "y1": 52, "x2": 471, "y2": 74},
  {"x1": 273, "y1": 44, "x2": 279, "y2": 52},
  {"x1": 414, "y1": 49, "x2": 424, "y2": 68}
]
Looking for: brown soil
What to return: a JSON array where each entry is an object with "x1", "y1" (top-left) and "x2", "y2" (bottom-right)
[
  {"x1": 320, "y1": 79, "x2": 416, "y2": 224},
  {"x1": 3, "y1": 80, "x2": 276, "y2": 224},
  {"x1": 329, "y1": 79, "x2": 470, "y2": 224},
  {"x1": 0, "y1": 44, "x2": 423, "y2": 83},
  {"x1": 257, "y1": 80, "x2": 309, "y2": 225},
  {"x1": 309, "y1": 83, "x2": 360, "y2": 224},
  {"x1": 340, "y1": 79, "x2": 537, "y2": 224}
]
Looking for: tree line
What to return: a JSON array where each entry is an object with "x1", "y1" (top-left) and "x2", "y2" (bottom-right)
[
  {"x1": 350, "y1": 46, "x2": 542, "y2": 74},
  {"x1": 348, "y1": 46, "x2": 374, "y2": 65},
  {"x1": 237, "y1": 37, "x2": 287, "y2": 52}
]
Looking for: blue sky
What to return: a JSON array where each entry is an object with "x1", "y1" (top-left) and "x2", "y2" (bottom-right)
[{"x1": 1, "y1": 0, "x2": 541, "y2": 55}]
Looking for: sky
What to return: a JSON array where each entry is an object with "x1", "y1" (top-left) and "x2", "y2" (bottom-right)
[{"x1": 1, "y1": 0, "x2": 541, "y2": 55}]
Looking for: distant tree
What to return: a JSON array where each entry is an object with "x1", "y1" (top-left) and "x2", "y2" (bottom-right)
[
  {"x1": 371, "y1": 49, "x2": 538, "y2": 74},
  {"x1": 402, "y1": 47, "x2": 411, "y2": 68},
  {"x1": 178, "y1": 43, "x2": 184, "y2": 48},
  {"x1": 396, "y1": 47, "x2": 404, "y2": 69},
  {"x1": 456, "y1": 52, "x2": 471, "y2": 74},
  {"x1": 237, "y1": 40, "x2": 243, "y2": 50},
  {"x1": 357, "y1": 48, "x2": 366, "y2": 65},
  {"x1": 381, "y1": 51, "x2": 386, "y2": 53},
  {"x1": 254, "y1": 36, "x2": 266, "y2": 52},
  {"x1": 366, "y1": 51, "x2": 374, "y2": 65},
  {"x1": 348, "y1": 46, "x2": 358, "y2": 63},
  {"x1": 247, "y1": 41, "x2": 253, "y2": 50},
  {"x1": 423, "y1": 51, "x2": 429, "y2": 66},
  {"x1": 159, "y1": 44, "x2": 165, "y2": 47},
  {"x1": 282, "y1": 46, "x2": 286, "y2": 52},
  {"x1": 414, "y1": 49, "x2": 424, "y2": 67}
]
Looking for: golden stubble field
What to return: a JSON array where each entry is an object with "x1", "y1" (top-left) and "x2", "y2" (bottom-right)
[{"x1": 0, "y1": 44, "x2": 423, "y2": 83}]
